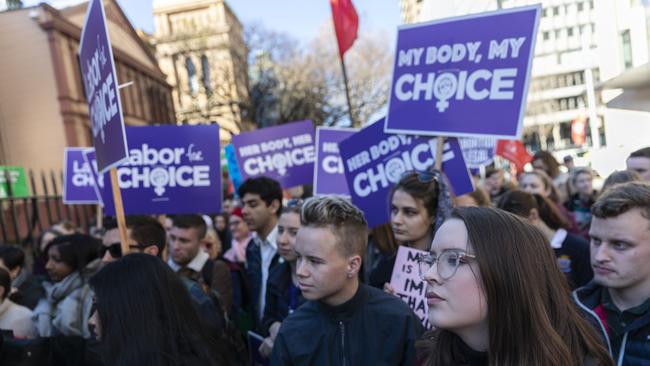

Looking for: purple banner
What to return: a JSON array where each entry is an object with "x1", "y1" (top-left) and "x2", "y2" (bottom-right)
[
  {"x1": 339, "y1": 119, "x2": 474, "y2": 228},
  {"x1": 314, "y1": 127, "x2": 357, "y2": 196},
  {"x1": 85, "y1": 125, "x2": 222, "y2": 216},
  {"x1": 232, "y1": 121, "x2": 315, "y2": 189},
  {"x1": 63, "y1": 148, "x2": 101, "y2": 204},
  {"x1": 384, "y1": 5, "x2": 541, "y2": 139},
  {"x1": 79, "y1": 0, "x2": 129, "y2": 173}
]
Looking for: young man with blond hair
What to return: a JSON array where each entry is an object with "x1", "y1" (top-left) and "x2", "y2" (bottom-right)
[{"x1": 271, "y1": 196, "x2": 422, "y2": 365}]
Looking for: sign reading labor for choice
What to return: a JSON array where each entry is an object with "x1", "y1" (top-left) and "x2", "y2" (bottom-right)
[
  {"x1": 63, "y1": 148, "x2": 101, "y2": 204},
  {"x1": 339, "y1": 119, "x2": 474, "y2": 228},
  {"x1": 314, "y1": 127, "x2": 357, "y2": 196},
  {"x1": 384, "y1": 5, "x2": 541, "y2": 139},
  {"x1": 232, "y1": 120, "x2": 315, "y2": 189},
  {"x1": 79, "y1": 0, "x2": 129, "y2": 173},
  {"x1": 86, "y1": 125, "x2": 222, "y2": 216}
]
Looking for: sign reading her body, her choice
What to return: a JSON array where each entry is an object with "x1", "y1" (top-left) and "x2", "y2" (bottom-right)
[
  {"x1": 84, "y1": 125, "x2": 222, "y2": 216},
  {"x1": 384, "y1": 5, "x2": 541, "y2": 139},
  {"x1": 79, "y1": 0, "x2": 129, "y2": 173},
  {"x1": 339, "y1": 119, "x2": 473, "y2": 228},
  {"x1": 314, "y1": 127, "x2": 357, "y2": 196},
  {"x1": 64, "y1": 148, "x2": 100, "y2": 204},
  {"x1": 232, "y1": 121, "x2": 315, "y2": 189}
]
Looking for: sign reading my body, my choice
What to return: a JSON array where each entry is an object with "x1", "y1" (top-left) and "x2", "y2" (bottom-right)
[
  {"x1": 233, "y1": 121, "x2": 316, "y2": 189},
  {"x1": 79, "y1": 0, "x2": 129, "y2": 173},
  {"x1": 84, "y1": 125, "x2": 222, "y2": 215},
  {"x1": 314, "y1": 127, "x2": 357, "y2": 196},
  {"x1": 384, "y1": 5, "x2": 541, "y2": 139},
  {"x1": 339, "y1": 119, "x2": 474, "y2": 228}
]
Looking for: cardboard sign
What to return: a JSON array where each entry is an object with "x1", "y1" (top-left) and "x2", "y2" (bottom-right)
[
  {"x1": 313, "y1": 127, "x2": 357, "y2": 196},
  {"x1": 0, "y1": 166, "x2": 29, "y2": 198},
  {"x1": 459, "y1": 137, "x2": 497, "y2": 169},
  {"x1": 339, "y1": 119, "x2": 473, "y2": 228},
  {"x1": 232, "y1": 121, "x2": 315, "y2": 188},
  {"x1": 63, "y1": 148, "x2": 101, "y2": 204},
  {"x1": 390, "y1": 246, "x2": 430, "y2": 329},
  {"x1": 79, "y1": 0, "x2": 129, "y2": 173},
  {"x1": 384, "y1": 5, "x2": 541, "y2": 139},
  {"x1": 85, "y1": 125, "x2": 222, "y2": 215}
]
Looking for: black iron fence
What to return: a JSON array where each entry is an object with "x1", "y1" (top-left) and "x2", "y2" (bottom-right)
[{"x1": 0, "y1": 169, "x2": 96, "y2": 247}]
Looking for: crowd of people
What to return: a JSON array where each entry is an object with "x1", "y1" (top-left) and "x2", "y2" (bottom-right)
[{"x1": 0, "y1": 146, "x2": 648, "y2": 365}]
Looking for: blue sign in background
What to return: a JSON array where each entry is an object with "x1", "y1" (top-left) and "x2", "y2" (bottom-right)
[
  {"x1": 384, "y1": 5, "x2": 541, "y2": 139},
  {"x1": 339, "y1": 119, "x2": 474, "y2": 228},
  {"x1": 79, "y1": 0, "x2": 129, "y2": 173},
  {"x1": 86, "y1": 125, "x2": 222, "y2": 216},
  {"x1": 314, "y1": 127, "x2": 357, "y2": 196},
  {"x1": 63, "y1": 148, "x2": 100, "y2": 204},
  {"x1": 232, "y1": 121, "x2": 316, "y2": 189}
]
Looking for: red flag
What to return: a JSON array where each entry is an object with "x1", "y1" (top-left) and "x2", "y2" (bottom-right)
[
  {"x1": 571, "y1": 115, "x2": 587, "y2": 145},
  {"x1": 496, "y1": 140, "x2": 532, "y2": 173},
  {"x1": 330, "y1": 0, "x2": 359, "y2": 59}
]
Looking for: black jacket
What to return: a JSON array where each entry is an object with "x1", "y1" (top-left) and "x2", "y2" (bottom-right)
[
  {"x1": 573, "y1": 282, "x2": 650, "y2": 366},
  {"x1": 271, "y1": 283, "x2": 423, "y2": 366},
  {"x1": 262, "y1": 262, "x2": 306, "y2": 333},
  {"x1": 245, "y1": 238, "x2": 281, "y2": 330},
  {"x1": 10, "y1": 270, "x2": 45, "y2": 310}
]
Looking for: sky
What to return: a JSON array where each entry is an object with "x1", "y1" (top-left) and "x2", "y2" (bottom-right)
[{"x1": 23, "y1": 0, "x2": 402, "y2": 45}]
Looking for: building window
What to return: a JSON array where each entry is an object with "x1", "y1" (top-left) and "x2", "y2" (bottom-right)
[
  {"x1": 543, "y1": 31, "x2": 550, "y2": 40},
  {"x1": 621, "y1": 30, "x2": 633, "y2": 69},
  {"x1": 185, "y1": 57, "x2": 198, "y2": 94},
  {"x1": 578, "y1": 2, "x2": 584, "y2": 11},
  {"x1": 201, "y1": 55, "x2": 212, "y2": 93},
  {"x1": 567, "y1": 27, "x2": 574, "y2": 37}
]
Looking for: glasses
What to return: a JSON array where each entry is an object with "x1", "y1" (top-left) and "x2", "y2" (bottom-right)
[
  {"x1": 400, "y1": 170, "x2": 438, "y2": 184},
  {"x1": 100, "y1": 242, "x2": 148, "y2": 258},
  {"x1": 417, "y1": 250, "x2": 476, "y2": 281},
  {"x1": 286, "y1": 199, "x2": 304, "y2": 208}
]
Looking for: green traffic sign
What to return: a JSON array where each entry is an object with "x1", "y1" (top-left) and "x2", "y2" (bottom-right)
[{"x1": 0, "y1": 166, "x2": 30, "y2": 198}]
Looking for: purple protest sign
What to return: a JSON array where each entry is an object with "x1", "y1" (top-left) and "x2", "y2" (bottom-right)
[
  {"x1": 314, "y1": 127, "x2": 357, "y2": 196},
  {"x1": 232, "y1": 121, "x2": 315, "y2": 189},
  {"x1": 390, "y1": 246, "x2": 430, "y2": 329},
  {"x1": 459, "y1": 137, "x2": 497, "y2": 169},
  {"x1": 79, "y1": 0, "x2": 129, "y2": 173},
  {"x1": 63, "y1": 148, "x2": 100, "y2": 204},
  {"x1": 339, "y1": 119, "x2": 473, "y2": 228},
  {"x1": 384, "y1": 5, "x2": 541, "y2": 139},
  {"x1": 86, "y1": 125, "x2": 222, "y2": 216}
]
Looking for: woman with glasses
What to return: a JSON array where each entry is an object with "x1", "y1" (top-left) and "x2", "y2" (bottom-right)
[
  {"x1": 258, "y1": 200, "x2": 306, "y2": 358},
  {"x1": 33, "y1": 234, "x2": 101, "y2": 338},
  {"x1": 88, "y1": 253, "x2": 231, "y2": 366},
  {"x1": 369, "y1": 169, "x2": 452, "y2": 291},
  {"x1": 417, "y1": 207, "x2": 613, "y2": 366}
]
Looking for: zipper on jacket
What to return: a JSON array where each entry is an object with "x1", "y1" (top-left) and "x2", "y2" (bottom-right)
[
  {"x1": 572, "y1": 291, "x2": 613, "y2": 355},
  {"x1": 339, "y1": 321, "x2": 346, "y2": 366},
  {"x1": 616, "y1": 332, "x2": 628, "y2": 366}
]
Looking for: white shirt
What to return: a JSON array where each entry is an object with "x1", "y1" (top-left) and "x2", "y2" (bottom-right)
[
  {"x1": 257, "y1": 225, "x2": 278, "y2": 321},
  {"x1": 168, "y1": 250, "x2": 210, "y2": 273},
  {"x1": 550, "y1": 228, "x2": 568, "y2": 249}
]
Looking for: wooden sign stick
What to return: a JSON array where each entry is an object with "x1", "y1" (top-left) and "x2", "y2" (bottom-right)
[
  {"x1": 109, "y1": 167, "x2": 129, "y2": 255},
  {"x1": 434, "y1": 136, "x2": 445, "y2": 171}
]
